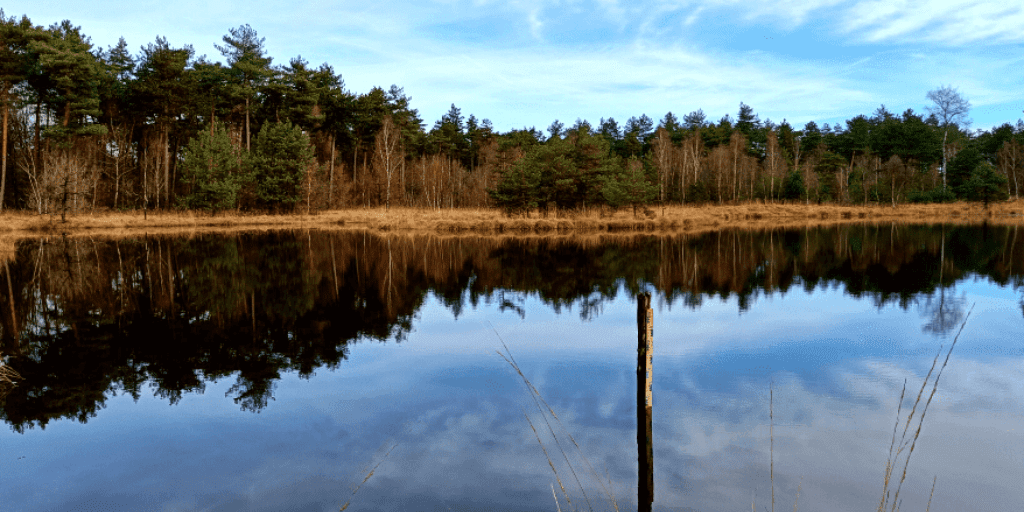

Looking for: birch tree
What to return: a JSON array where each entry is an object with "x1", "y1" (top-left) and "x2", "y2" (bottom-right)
[
  {"x1": 926, "y1": 85, "x2": 971, "y2": 192},
  {"x1": 372, "y1": 115, "x2": 402, "y2": 210}
]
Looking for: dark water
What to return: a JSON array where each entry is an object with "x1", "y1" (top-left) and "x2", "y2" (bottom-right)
[{"x1": 1, "y1": 225, "x2": 1022, "y2": 512}]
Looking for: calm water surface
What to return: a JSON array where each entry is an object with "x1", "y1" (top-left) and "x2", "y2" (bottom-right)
[{"x1": 1, "y1": 225, "x2": 1022, "y2": 512}]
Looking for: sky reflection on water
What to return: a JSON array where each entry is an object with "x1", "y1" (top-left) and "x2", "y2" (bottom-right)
[{"x1": 1, "y1": 229, "x2": 1023, "y2": 512}]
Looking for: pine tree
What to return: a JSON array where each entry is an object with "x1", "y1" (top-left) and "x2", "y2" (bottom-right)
[
  {"x1": 0, "y1": 11, "x2": 38, "y2": 211},
  {"x1": 250, "y1": 121, "x2": 314, "y2": 211},
  {"x1": 178, "y1": 125, "x2": 246, "y2": 212},
  {"x1": 488, "y1": 156, "x2": 541, "y2": 216},
  {"x1": 30, "y1": 20, "x2": 106, "y2": 137},
  {"x1": 963, "y1": 162, "x2": 1008, "y2": 208},
  {"x1": 216, "y1": 24, "x2": 272, "y2": 151}
]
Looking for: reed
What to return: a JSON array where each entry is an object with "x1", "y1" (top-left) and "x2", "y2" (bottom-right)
[
  {"x1": 338, "y1": 440, "x2": 398, "y2": 512},
  {"x1": 1, "y1": 199, "x2": 1022, "y2": 238},
  {"x1": 0, "y1": 351, "x2": 23, "y2": 402},
  {"x1": 494, "y1": 328, "x2": 620, "y2": 512}
]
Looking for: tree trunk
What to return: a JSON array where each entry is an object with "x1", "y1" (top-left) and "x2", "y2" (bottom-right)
[
  {"x1": 34, "y1": 100, "x2": 41, "y2": 173},
  {"x1": 92, "y1": 138, "x2": 100, "y2": 210},
  {"x1": 1, "y1": 93, "x2": 8, "y2": 213},
  {"x1": 941, "y1": 128, "x2": 949, "y2": 191},
  {"x1": 164, "y1": 126, "x2": 170, "y2": 208},
  {"x1": 245, "y1": 96, "x2": 251, "y2": 151},
  {"x1": 329, "y1": 135, "x2": 335, "y2": 207},
  {"x1": 143, "y1": 146, "x2": 148, "y2": 216}
]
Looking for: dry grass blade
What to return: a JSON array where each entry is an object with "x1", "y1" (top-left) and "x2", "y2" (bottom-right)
[
  {"x1": 492, "y1": 326, "x2": 612, "y2": 511},
  {"x1": 0, "y1": 361, "x2": 21, "y2": 383},
  {"x1": 926, "y1": 475, "x2": 936, "y2": 512},
  {"x1": 603, "y1": 463, "x2": 620, "y2": 512},
  {"x1": 526, "y1": 412, "x2": 572, "y2": 509},
  {"x1": 880, "y1": 304, "x2": 973, "y2": 512},
  {"x1": 552, "y1": 483, "x2": 563, "y2": 512},
  {"x1": 878, "y1": 379, "x2": 907, "y2": 512},
  {"x1": 339, "y1": 442, "x2": 398, "y2": 512},
  {"x1": 0, "y1": 352, "x2": 23, "y2": 402},
  {"x1": 508, "y1": 346, "x2": 593, "y2": 512}
]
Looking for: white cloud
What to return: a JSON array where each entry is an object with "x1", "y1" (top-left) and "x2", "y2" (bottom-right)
[
  {"x1": 6, "y1": 0, "x2": 1024, "y2": 130},
  {"x1": 842, "y1": 0, "x2": 1024, "y2": 44}
]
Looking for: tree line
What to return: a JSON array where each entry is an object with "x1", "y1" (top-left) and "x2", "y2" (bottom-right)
[{"x1": 0, "y1": 12, "x2": 1021, "y2": 216}]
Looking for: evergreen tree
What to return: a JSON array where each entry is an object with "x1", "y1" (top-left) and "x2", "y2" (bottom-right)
[
  {"x1": 547, "y1": 119, "x2": 564, "y2": 141},
  {"x1": 96, "y1": 37, "x2": 135, "y2": 125},
  {"x1": 947, "y1": 145, "x2": 982, "y2": 197},
  {"x1": 782, "y1": 170, "x2": 805, "y2": 200},
  {"x1": 683, "y1": 109, "x2": 706, "y2": 131},
  {"x1": 488, "y1": 154, "x2": 541, "y2": 215},
  {"x1": 216, "y1": 24, "x2": 272, "y2": 151},
  {"x1": 603, "y1": 156, "x2": 657, "y2": 216},
  {"x1": 133, "y1": 36, "x2": 193, "y2": 207},
  {"x1": 178, "y1": 125, "x2": 246, "y2": 211},
  {"x1": 0, "y1": 11, "x2": 38, "y2": 211},
  {"x1": 800, "y1": 121, "x2": 822, "y2": 155},
  {"x1": 962, "y1": 161, "x2": 1008, "y2": 207},
  {"x1": 30, "y1": 20, "x2": 106, "y2": 137},
  {"x1": 736, "y1": 102, "x2": 760, "y2": 139},
  {"x1": 250, "y1": 121, "x2": 314, "y2": 211}
]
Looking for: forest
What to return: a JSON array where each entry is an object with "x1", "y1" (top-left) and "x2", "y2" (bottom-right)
[{"x1": 1, "y1": 12, "x2": 1022, "y2": 217}]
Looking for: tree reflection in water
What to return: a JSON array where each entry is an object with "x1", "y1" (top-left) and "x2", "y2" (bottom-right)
[{"x1": 0, "y1": 224, "x2": 1021, "y2": 431}]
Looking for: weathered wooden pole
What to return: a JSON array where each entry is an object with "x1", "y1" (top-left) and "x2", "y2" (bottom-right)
[{"x1": 637, "y1": 292, "x2": 654, "y2": 511}]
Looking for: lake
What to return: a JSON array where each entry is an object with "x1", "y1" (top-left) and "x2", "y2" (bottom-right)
[{"x1": 1, "y1": 224, "x2": 1022, "y2": 512}]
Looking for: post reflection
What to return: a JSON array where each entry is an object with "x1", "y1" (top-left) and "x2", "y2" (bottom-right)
[{"x1": 637, "y1": 292, "x2": 653, "y2": 511}]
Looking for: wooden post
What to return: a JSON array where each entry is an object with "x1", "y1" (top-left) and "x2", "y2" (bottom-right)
[{"x1": 637, "y1": 292, "x2": 654, "y2": 511}]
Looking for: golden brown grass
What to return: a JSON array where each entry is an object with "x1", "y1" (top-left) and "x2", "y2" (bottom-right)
[
  {"x1": 0, "y1": 237, "x2": 16, "y2": 265},
  {"x1": 1, "y1": 199, "x2": 1022, "y2": 240},
  {"x1": 0, "y1": 351, "x2": 23, "y2": 402}
]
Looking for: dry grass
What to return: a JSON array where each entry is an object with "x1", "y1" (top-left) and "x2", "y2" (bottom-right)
[
  {"x1": 1, "y1": 200, "x2": 1022, "y2": 240},
  {"x1": 0, "y1": 351, "x2": 23, "y2": 402},
  {"x1": 877, "y1": 305, "x2": 971, "y2": 512},
  {"x1": 495, "y1": 330, "x2": 620, "y2": 512},
  {"x1": 0, "y1": 237, "x2": 16, "y2": 265}
]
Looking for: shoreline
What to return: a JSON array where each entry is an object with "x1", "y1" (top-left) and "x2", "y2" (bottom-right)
[{"x1": 1, "y1": 201, "x2": 1022, "y2": 241}]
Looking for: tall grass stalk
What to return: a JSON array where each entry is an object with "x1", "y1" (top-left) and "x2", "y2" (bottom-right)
[
  {"x1": 526, "y1": 411, "x2": 572, "y2": 509},
  {"x1": 493, "y1": 327, "x2": 619, "y2": 511},
  {"x1": 926, "y1": 476, "x2": 936, "y2": 512},
  {"x1": 338, "y1": 440, "x2": 398, "y2": 512},
  {"x1": 552, "y1": 483, "x2": 563, "y2": 512},
  {"x1": 878, "y1": 304, "x2": 973, "y2": 512}
]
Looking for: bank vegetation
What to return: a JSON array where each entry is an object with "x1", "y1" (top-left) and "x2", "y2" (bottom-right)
[{"x1": 0, "y1": 200, "x2": 1022, "y2": 241}]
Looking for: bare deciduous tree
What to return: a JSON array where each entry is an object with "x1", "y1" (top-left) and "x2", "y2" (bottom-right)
[
  {"x1": 651, "y1": 127, "x2": 672, "y2": 205},
  {"x1": 764, "y1": 130, "x2": 784, "y2": 202},
  {"x1": 372, "y1": 115, "x2": 403, "y2": 211},
  {"x1": 998, "y1": 139, "x2": 1022, "y2": 200},
  {"x1": 926, "y1": 85, "x2": 971, "y2": 191}
]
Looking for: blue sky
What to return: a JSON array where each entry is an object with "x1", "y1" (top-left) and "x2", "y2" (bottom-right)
[{"x1": 7, "y1": 0, "x2": 1024, "y2": 133}]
